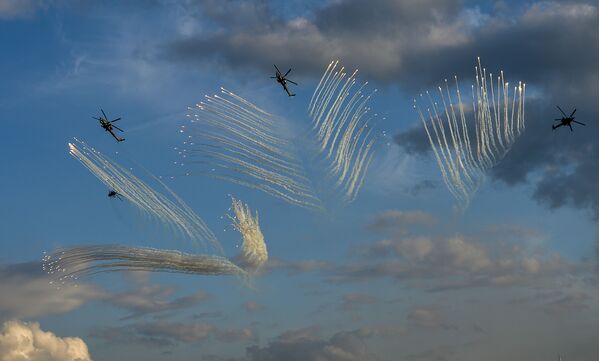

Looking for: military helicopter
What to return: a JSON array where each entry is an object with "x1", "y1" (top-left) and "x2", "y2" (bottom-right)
[
  {"x1": 108, "y1": 190, "x2": 123, "y2": 201},
  {"x1": 271, "y1": 64, "x2": 297, "y2": 97},
  {"x1": 94, "y1": 109, "x2": 125, "y2": 142},
  {"x1": 553, "y1": 106, "x2": 585, "y2": 132}
]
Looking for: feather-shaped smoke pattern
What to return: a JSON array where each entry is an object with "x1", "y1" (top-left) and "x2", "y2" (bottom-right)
[
  {"x1": 414, "y1": 58, "x2": 526, "y2": 209},
  {"x1": 68, "y1": 139, "x2": 222, "y2": 254}
]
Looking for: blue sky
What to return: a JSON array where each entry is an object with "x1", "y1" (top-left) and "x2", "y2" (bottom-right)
[{"x1": 1, "y1": 1, "x2": 599, "y2": 361}]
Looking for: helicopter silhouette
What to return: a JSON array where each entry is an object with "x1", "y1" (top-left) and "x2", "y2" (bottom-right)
[
  {"x1": 108, "y1": 190, "x2": 123, "y2": 201},
  {"x1": 271, "y1": 64, "x2": 297, "y2": 97},
  {"x1": 94, "y1": 109, "x2": 125, "y2": 142},
  {"x1": 553, "y1": 106, "x2": 585, "y2": 132}
]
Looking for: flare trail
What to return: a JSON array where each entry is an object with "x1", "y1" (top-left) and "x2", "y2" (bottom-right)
[
  {"x1": 181, "y1": 88, "x2": 322, "y2": 211},
  {"x1": 69, "y1": 139, "x2": 222, "y2": 253},
  {"x1": 414, "y1": 58, "x2": 526, "y2": 209},
  {"x1": 308, "y1": 60, "x2": 377, "y2": 203}
]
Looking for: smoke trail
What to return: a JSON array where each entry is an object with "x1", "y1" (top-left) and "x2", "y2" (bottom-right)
[
  {"x1": 42, "y1": 246, "x2": 247, "y2": 284},
  {"x1": 182, "y1": 62, "x2": 378, "y2": 209},
  {"x1": 68, "y1": 139, "x2": 222, "y2": 254},
  {"x1": 42, "y1": 197, "x2": 268, "y2": 284},
  {"x1": 229, "y1": 197, "x2": 267, "y2": 272},
  {"x1": 414, "y1": 58, "x2": 526, "y2": 209},
  {"x1": 181, "y1": 88, "x2": 323, "y2": 211},
  {"x1": 308, "y1": 61, "x2": 378, "y2": 203}
]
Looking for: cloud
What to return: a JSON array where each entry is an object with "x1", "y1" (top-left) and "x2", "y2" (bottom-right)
[
  {"x1": 91, "y1": 321, "x2": 215, "y2": 347},
  {"x1": 367, "y1": 210, "x2": 436, "y2": 234},
  {"x1": 331, "y1": 231, "x2": 574, "y2": 290},
  {"x1": 265, "y1": 258, "x2": 333, "y2": 276},
  {"x1": 0, "y1": 319, "x2": 92, "y2": 361},
  {"x1": 244, "y1": 302, "x2": 263, "y2": 313},
  {"x1": 0, "y1": 262, "x2": 104, "y2": 320},
  {"x1": 389, "y1": 1, "x2": 599, "y2": 216},
  {"x1": 245, "y1": 325, "x2": 402, "y2": 361},
  {"x1": 0, "y1": 0, "x2": 49, "y2": 19},
  {"x1": 340, "y1": 293, "x2": 379, "y2": 311},
  {"x1": 91, "y1": 321, "x2": 256, "y2": 347},
  {"x1": 105, "y1": 285, "x2": 210, "y2": 320},
  {"x1": 407, "y1": 306, "x2": 457, "y2": 330},
  {"x1": 323, "y1": 216, "x2": 587, "y2": 290},
  {"x1": 160, "y1": 0, "x2": 471, "y2": 82}
]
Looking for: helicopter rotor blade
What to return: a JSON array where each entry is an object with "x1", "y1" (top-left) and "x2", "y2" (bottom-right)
[
  {"x1": 556, "y1": 105, "x2": 567, "y2": 117},
  {"x1": 284, "y1": 68, "x2": 292, "y2": 77},
  {"x1": 112, "y1": 125, "x2": 124, "y2": 132},
  {"x1": 101, "y1": 108, "x2": 108, "y2": 120},
  {"x1": 110, "y1": 117, "x2": 121, "y2": 123},
  {"x1": 273, "y1": 64, "x2": 281, "y2": 74},
  {"x1": 573, "y1": 120, "x2": 586, "y2": 126},
  {"x1": 287, "y1": 79, "x2": 298, "y2": 85},
  {"x1": 569, "y1": 109, "x2": 577, "y2": 117}
]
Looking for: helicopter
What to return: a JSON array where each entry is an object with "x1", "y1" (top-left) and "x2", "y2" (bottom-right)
[
  {"x1": 553, "y1": 106, "x2": 585, "y2": 132},
  {"x1": 94, "y1": 109, "x2": 125, "y2": 142},
  {"x1": 107, "y1": 190, "x2": 124, "y2": 201},
  {"x1": 271, "y1": 64, "x2": 297, "y2": 97}
]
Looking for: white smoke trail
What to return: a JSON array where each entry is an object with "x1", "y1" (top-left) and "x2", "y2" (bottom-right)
[
  {"x1": 42, "y1": 246, "x2": 247, "y2": 284},
  {"x1": 229, "y1": 197, "x2": 267, "y2": 272},
  {"x1": 308, "y1": 61, "x2": 378, "y2": 203},
  {"x1": 68, "y1": 139, "x2": 222, "y2": 254},
  {"x1": 182, "y1": 88, "x2": 323, "y2": 211},
  {"x1": 42, "y1": 197, "x2": 268, "y2": 284},
  {"x1": 415, "y1": 58, "x2": 526, "y2": 209}
]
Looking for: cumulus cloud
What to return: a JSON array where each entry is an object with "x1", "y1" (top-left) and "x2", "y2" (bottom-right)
[
  {"x1": 0, "y1": 319, "x2": 92, "y2": 361},
  {"x1": 331, "y1": 229, "x2": 574, "y2": 290},
  {"x1": 0, "y1": 262, "x2": 104, "y2": 320}
]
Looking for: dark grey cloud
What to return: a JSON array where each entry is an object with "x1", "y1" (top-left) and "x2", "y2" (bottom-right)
[
  {"x1": 391, "y1": 2, "x2": 599, "y2": 216},
  {"x1": 161, "y1": 0, "x2": 465, "y2": 81},
  {"x1": 162, "y1": 0, "x2": 599, "y2": 216}
]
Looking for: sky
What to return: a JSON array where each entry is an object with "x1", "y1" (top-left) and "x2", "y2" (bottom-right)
[{"x1": 1, "y1": 0, "x2": 599, "y2": 360}]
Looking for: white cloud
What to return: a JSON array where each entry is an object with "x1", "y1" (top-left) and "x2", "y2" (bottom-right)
[{"x1": 0, "y1": 319, "x2": 92, "y2": 361}]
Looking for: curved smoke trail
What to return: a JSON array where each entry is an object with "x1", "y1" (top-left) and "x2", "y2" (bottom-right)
[
  {"x1": 308, "y1": 61, "x2": 377, "y2": 203},
  {"x1": 43, "y1": 246, "x2": 246, "y2": 283},
  {"x1": 68, "y1": 139, "x2": 222, "y2": 254},
  {"x1": 414, "y1": 58, "x2": 526, "y2": 209},
  {"x1": 229, "y1": 197, "x2": 268, "y2": 272},
  {"x1": 43, "y1": 197, "x2": 267, "y2": 284},
  {"x1": 181, "y1": 88, "x2": 323, "y2": 211}
]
